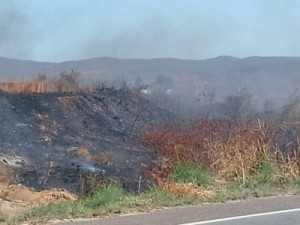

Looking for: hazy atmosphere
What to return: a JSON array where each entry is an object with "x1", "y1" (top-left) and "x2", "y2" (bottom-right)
[
  {"x1": 2, "y1": 0, "x2": 300, "y2": 62},
  {"x1": 3, "y1": 1, "x2": 300, "y2": 223}
]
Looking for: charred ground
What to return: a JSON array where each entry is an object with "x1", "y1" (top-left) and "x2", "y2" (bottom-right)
[{"x1": 0, "y1": 88, "x2": 173, "y2": 194}]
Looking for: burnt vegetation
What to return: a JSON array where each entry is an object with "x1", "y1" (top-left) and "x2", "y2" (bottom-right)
[{"x1": 1, "y1": 72, "x2": 300, "y2": 199}]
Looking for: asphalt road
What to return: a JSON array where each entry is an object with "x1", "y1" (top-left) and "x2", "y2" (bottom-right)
[{"x1": 55, "y1": 195, "x2": 300, "y2": 225}]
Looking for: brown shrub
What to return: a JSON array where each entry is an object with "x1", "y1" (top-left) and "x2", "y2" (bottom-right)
[{"x1": 141, "y1": 119, "x2": 276, "y2": 183}]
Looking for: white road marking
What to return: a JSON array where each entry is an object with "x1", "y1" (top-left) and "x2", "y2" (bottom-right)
[{"x1": 178, "y1": 208, "x2": 300, "y2": 225}]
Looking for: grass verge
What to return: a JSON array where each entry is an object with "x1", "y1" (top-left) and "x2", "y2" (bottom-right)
[
  {"x1": 10, "y1": 184, "x2": 198, "y2": 225},
  {"x1": 6, "y1": 164, "x2": 300, "y2": 225}
]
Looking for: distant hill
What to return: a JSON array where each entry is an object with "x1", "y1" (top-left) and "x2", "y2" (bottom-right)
[{"x1": 1, "y1": 56, "x2": 300, "y2": 105}]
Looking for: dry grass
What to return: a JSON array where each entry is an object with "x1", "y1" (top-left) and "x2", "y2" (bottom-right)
[
  {"x1": 275, "y1": 148, "x2": 300, "y2": 179},
  {"x1": 273, "y1": 122, "x2": 300, "y2": 180},
  {"x1": 0, "y1": 82, "x2": 47, "y2": 93},
  {"x1": 157, "y1": 181, "x2": 213, "y2": 197},
  {"x1": 141, "y1": 119, "x2": 300, "y2": 186},
  {"x1": 207, "y1": 120, "x2": 272, "y2": 182}
]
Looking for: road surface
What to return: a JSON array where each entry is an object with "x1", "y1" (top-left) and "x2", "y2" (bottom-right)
[{"x1": 55, "y1": 195, "x2": 300, "y2": 225}]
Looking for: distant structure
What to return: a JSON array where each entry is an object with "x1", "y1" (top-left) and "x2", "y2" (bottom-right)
[{"x1": 0, "y1": 82, "x2": 47, "y2": 93}]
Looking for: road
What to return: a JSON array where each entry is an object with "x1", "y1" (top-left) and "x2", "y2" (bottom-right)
[{"x1": 55, "y1": 195, "x2": 300, "y2": 225}]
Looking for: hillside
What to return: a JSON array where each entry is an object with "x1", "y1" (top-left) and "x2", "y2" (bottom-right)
[{"x1": 0, "y1": 89, "x2": 173, "y2": 193}]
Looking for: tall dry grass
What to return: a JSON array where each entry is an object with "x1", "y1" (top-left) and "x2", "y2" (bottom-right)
[
  {"x1": 141, "y1": 119, "x2": 300, "y2": 184},
  {"x1": 0, "y1": 82, "x2": 47, "y2": 93}
]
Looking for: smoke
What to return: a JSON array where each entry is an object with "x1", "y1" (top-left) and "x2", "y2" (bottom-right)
[
  {"x1": 2, "y1": 1, "x2": 300, "y2": 61},
  {"x1": 0, "y1": 1, "x2": 36, "y2": 59},
  {"x1": 80, "y1": 14, "x2": 225, "y2": 60}
]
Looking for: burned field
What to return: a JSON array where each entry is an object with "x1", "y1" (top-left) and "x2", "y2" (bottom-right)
[
  {"x1": 0, "y1": 89, "x2": 173, "y2": 194},
  {"x1": 2, "y1": 86, "x2": 300, "y2": 224}
]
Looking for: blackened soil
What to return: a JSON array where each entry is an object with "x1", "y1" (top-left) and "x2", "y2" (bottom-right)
[{"x1": 0, "y1": 89, "x2": 173, "y2": 193}]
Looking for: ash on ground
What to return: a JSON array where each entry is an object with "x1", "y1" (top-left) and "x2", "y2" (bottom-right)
[{"x1": 0, "y1": 89, "x2": 173, "y2": 194}]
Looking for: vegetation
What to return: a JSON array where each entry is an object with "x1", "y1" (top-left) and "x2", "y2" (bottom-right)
[
  {"x1": 9, "y1": 185, "x2": 197, "y2": 225},
  {"x1": 2, "y1": 77, "x2": 300, "y2": 224},
  {"x1": 3, "y1": 117, "x2": 297, "y2": 225},
  {"x1": 171, "y1": 163, "x2": 212, "y2": 187}
]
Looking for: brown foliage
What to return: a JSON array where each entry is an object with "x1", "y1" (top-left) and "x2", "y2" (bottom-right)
[
  {"x1": 159, "y1": 181, "x2": 213, "y2": 197},
  {"x1": 0, "y1": 82, "x2": 47, "y2": 93},
  {"x1": 275, "y1": 149, "x2": 300, "y2": 179},
  {"x1": 152, "y1": 173, "x2": 213, "y2": 197},
  {"x1": 141, "y1": 119, "x2": 278, "y2": 183}
]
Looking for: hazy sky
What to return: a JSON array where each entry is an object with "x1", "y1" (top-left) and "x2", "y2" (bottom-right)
[{"x1": 1, "y1": 0, "x2": 300, "y2": 62}]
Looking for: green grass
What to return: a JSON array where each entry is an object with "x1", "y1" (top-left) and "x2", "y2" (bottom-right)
[
  {"x1": 281, "y1": 176, "x2": 300, "y2": 195},
  {"x1": 138, "y1": 188, "x2": 198, "y2": 207},
  {"x1": 209, "y1": 161, "x2": 278, "y2": 202},
  {"x1": 18, "y1": 184, "x2": 126, "y2": 222},
  {"x1": 210, "y1": 179, "x2": 277, "y2": 202},
  {"x1": 14, "y1": 185, "x2": 198, "y2": 224},
  {"x1": 171, "y1": 163, "x2": 212, "y2": 187},
  {"x1": 8, "y1": 162, "x2": 300, "y2": 225}
]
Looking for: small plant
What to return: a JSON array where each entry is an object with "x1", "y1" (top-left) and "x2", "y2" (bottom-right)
[
  {"x1": 171, "y1": 163, "x2": 212, "y2": 187},
  {"x1": 83, "y1": 184, "x2": 124, "y2": 209},
  {"x1": 80, "y1": 175, "x2": 119, "y2": 196},
  {"x1": 18, "y1": 184, "x2": 126, "y2": 223},
  {"x1": 251, "y1": 160, "x2": 277, "y2": 184}
]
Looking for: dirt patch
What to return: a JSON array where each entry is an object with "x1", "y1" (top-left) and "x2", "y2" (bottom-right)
[
  {"x1": 0, "y1": 163, "x2": 77, "y2": 222},
  {"x1": 0, "y1": 184, "x2": 77, "y2": 207},
  {"x1": 0, "y1": 181, "x2": 77, "y2": 223}
]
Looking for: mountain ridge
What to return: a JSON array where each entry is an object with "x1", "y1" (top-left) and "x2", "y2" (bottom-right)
[{"x1": 1, "y1": 56, "x2": 300, "y2": 106}]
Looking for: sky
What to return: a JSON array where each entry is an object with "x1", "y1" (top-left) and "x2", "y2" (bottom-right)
[{"x1": 1, "y1": 0, "x2": 300, "y2": 62}]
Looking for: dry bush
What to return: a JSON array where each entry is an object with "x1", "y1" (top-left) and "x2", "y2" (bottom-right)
[
  {"x1": 142, "y1": 119, "x2": 277, "y2": 184},
  {"x1": 142, "y1": 120, "x2": 232, "y2": 165},
  {"x1": 275, "y1": 149, "x2": 300, "y2": 180},
  {"x1": 54, "y1": 70, "x2": 80, "y2": 92},
  {"x1": 207, "y1": 120, "x2": 273, "y2": 182}
]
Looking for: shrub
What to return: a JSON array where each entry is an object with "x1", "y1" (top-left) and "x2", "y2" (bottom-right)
[{"x1": 142, "y1": 119, "x2": 279, "y2": 184}]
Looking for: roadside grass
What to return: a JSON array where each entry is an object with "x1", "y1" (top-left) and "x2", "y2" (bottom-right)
[
  {"x1": 13, "y1": 185, "x2": 198, "y2": 225},
  {"x1": 8, "y1": 163, "x2": 300, "y2": 225},
  {"x1": 209, "y1": 160, "x2": 278, "y2": 202},
  {"x1": 17, "y1": 184, "x2": 126, "y2": 223}
]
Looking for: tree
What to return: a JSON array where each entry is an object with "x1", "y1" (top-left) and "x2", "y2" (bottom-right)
[
  {"x1": 36, "y1": 73, "x2": 47, "y2": 82},
  {"x1": 223, "y1": 91, "x2": 255, "y2": 121},
  {"x1": 55, "y1": 69, "x2": 80, "y2": 92}
]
